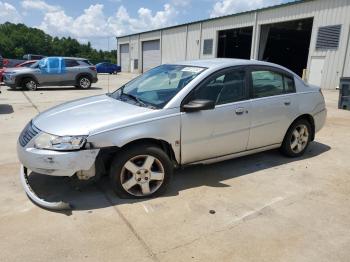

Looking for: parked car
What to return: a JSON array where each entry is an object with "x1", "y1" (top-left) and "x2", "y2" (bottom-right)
[
  {"x1": 17, "y1": 59, "x2": 326, "y2": 209},
  {"x1": 16, "y1": 60, "x2": 37, "y2": 68},
  {"x1": 0, "y1": 68, "x2": 5, "y2": 83},
  {"x1": 96, "y1": 62, "x2": 121, "y2": 74},
  {"x1": 3, "y1": 57, "x2": 98, "y2": 90},
  {"x1": 23, "y1": 54, "x2": 46, "y2": 60}
]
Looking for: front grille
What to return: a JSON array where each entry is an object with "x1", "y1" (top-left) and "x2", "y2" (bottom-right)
[{"x1": 19, "y1": 121, "x2": 40, "y2": 147}]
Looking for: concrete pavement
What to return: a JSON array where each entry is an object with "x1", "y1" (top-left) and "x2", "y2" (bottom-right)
[{"x1": 0, "y1": 74, "x2": 349, "y2": 262}]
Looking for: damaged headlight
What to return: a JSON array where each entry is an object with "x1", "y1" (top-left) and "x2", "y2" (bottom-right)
[{"x1": 34, "y1": 133, "x2": 87, "y2": 151}]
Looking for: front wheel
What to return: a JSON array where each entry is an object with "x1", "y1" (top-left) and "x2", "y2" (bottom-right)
[
  {"x1": 109, "y1": 144, "x2": 173, "y2": 198},
  {"x1": 280, "y1": 119, "x2": 312, "y2": 157},
  {"x1": 22, "y1": 78, "x2": 38, "y2": 91}
]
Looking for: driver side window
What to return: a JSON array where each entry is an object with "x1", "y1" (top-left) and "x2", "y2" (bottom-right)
[{"x1": 191, "y1": 69, "x2": 247, "y2": 105}]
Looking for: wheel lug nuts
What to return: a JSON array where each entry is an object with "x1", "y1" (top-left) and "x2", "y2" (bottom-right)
[
  {"x1": 145, "y1": 177, "x2": 148, "y2": 180},
  {"x1": 137, "y1": 178, "x2": 141, "y2": 182}
]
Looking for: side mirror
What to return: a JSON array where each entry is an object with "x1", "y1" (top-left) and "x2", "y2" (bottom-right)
[{"x1": 182, "y1": 99, "x2": 215, "y2": 113}]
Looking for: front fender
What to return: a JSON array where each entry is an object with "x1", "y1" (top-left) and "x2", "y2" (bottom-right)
[{"x1": 88, "y1": 112, "x2": 181, "y2": 163}]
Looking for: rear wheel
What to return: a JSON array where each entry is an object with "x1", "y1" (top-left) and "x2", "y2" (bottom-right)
[
  {"x1": 77, "y1": 76, "x2": 91, "y2": 89},
  {"x1": 109, "y1": 144, "x2": 173, "y2": 198},
  {"x1": 280, "y1": 119, "x2": 312, "y2": 157},
  {"x1": 22, "y1": 78, "x2": 38, "y2": 91}
]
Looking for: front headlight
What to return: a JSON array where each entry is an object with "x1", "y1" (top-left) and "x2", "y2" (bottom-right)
[{"x1": 34, "y1": 133, "x2": 87, "y2": 151}]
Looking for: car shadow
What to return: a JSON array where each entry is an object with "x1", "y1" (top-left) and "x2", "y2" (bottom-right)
[
  {"x1": 26, "y1": 141, "x2": 331, "y2": 215},
  {"x1": 0, "y1": 104, "x2": 14, "y2": 114},
  {"x1": 7, "y1": 87, "x2": 102, "y2": 91}
]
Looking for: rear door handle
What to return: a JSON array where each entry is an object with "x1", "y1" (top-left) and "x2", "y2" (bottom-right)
[
  {"x1": 235, "y1": 107, "x2": 245, "y2": 115},
  {"x1": 283, "y1": 100, "x2": 291, "y2": 106}
]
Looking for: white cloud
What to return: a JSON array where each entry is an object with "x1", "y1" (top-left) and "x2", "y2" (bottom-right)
[
  {"x1": 21, "y1": 0, "x2": 61, "y2": 12},
  {"x1": 35, "y1": 2, "x2": 178, "y2": 49},
  {"x1": 0, "y1": 1, "x2": 22, "y2": 23},
  {"x1": 210, "y1": 0, "x2": 285, "y2": 18}
]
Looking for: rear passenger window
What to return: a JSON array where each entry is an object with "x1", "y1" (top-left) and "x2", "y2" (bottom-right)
[
  {"x1": 192, "y1": 69, "x2": 247, "y2": 104},
  {"x1": 284, "y1": 75, "x2": 295, "y2": 93},
  {"x1": 64, "y1": 59, "x2": 79, "y2": 67},
  {"x1": 251, "y1": 70, "x2": 284, "y2": 98}
]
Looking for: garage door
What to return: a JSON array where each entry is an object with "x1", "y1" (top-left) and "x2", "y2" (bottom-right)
[
  {"x1": 142, "y1": 40, "x2": 161, "y2": 72},
  {"x1": 120, "y1": 44, "x2": 130, "y2": 72}
]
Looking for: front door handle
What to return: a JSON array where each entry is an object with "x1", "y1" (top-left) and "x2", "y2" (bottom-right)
[{"x1": 235, "y1": 107, "x2": 245, "y2": 115}]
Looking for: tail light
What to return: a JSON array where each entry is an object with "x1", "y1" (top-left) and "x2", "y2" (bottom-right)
[{"x1": 89, "y1": 66, "x2": 96, "y2": 71}]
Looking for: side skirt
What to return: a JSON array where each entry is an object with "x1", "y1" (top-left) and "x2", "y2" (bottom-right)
[{"x1": 184, "y1": 144, "x2": 281, "y2": 166}]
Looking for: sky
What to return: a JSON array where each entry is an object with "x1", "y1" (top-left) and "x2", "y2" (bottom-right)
[{"x1": 0, "y1": 0, "x2": 295, "y2": 50}]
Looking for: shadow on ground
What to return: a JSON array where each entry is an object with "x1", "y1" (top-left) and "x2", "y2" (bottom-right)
[
  {"x1": 26, "y1": 141, "x2": 331, "y2": 214},
  {"x1": 0, "y1": 104, "x2": 14, "y2": 114}
]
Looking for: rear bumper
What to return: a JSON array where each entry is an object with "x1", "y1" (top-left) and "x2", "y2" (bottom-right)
[{"x1": 314, "y1": 108, "x2": 327, "y2": 133}]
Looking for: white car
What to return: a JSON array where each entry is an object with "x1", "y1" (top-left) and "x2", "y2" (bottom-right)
[{"x1": 17, "y1": 59, "x2": 327, "y2": 209}]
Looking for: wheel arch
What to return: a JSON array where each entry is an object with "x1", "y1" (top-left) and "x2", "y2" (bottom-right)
[
  {"x1": 17, "y1": 74, "x2": 39, "y2": 86},
  {"x1": 75, "y1": 73, "x2": 93, "y2": 83},
  {"x1": 95, "y1": 138, "x2": 178, "y2": 176},
  {"x1": 289, "y1": 114, "x2": 315, "y2": 141},
  {"x1": 121, "y1": 138, "x2": 178, "y2": 166}
]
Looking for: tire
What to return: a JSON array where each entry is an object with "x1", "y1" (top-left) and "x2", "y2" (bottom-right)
[
  {"x1": 22, "y1": 78, "x2": 38, "y2": 91},
  {"x1": 109, "y1": 144, "x2": 173, "y2": 199},
  {"x1": 280, "y1": 119, "x2": 312, "y2": 157},
  {"x1": 77, "y1": 76, "x2": 91, "y2": 89}
]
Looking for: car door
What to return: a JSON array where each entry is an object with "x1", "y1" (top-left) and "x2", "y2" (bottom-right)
[
  {"x1": 37, "y1": 57, "x2": 64, "y2": 85},
  {"x1": 247, "y1": 66, "x2": 298, "y2": 150},
  {"x1": 63, "y1": 59, "x2": 80, "y2": 84},
  {"x1": 181, "y1": 67, "x2": 251, "y2": 164}
]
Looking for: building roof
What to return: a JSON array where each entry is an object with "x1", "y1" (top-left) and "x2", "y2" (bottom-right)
[{"x1": 116, "y1": 0, "x2": 313, "y2": 39}]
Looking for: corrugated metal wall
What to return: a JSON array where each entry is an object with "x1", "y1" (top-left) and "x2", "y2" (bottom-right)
[
  {"x1": 117, "y1": 0, "x2": 350, "y2": 89},
  {"x1": 162, "y1": 26, "x2": 187, "y2": 63}
]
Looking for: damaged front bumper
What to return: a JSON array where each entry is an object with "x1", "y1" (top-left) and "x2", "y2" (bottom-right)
[
  {"x1": 20, "y1": 165, "x2": 71, "y2": 210},
  {"x1": 17, "y1": 142, "x2": 100, "y2": 210}
]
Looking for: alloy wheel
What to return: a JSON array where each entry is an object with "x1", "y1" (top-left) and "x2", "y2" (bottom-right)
[
  {"x1": 120, "y1": 155, "x2": 165, "y2": 196},
  {"x1": 80, "y1": 78, "x2": 90, "y2": 88},
  {"x1": 290, "y1": 124, "x2": 309, "y2": 154},
  {"x1": 26, "y1": 80, "x2": 37, "y2": 90}
]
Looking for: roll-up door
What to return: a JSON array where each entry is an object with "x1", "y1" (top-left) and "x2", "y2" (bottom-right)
[{"x1": 142, "y1": 40, "x2": 161, "y2": 72}]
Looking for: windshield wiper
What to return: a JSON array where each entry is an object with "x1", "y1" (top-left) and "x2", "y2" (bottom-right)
[{"x1": 121, "y1": 93, "x2": 149, "y2": 107}]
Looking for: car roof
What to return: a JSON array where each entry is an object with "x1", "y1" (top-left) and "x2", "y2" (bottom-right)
[{"x1": 172, "y1": 58, "x2": 295, "y2": 74}]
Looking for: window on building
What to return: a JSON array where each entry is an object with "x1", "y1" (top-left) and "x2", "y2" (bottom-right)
[{"x1": 203, "y1": 39, "x2": 213, "y2": 55}]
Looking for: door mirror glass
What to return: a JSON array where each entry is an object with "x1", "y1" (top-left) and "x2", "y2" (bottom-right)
[{"x1": 182, "y1": 99, "x2": 215, "y2": 112}]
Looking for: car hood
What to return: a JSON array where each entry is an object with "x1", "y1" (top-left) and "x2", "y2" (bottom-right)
[
  {"x1": 33, "y1": 94, "x2": 154, "y2": 136},
  {"x1": 5, "y1": 67, "x2": 34, "y2": 73}
]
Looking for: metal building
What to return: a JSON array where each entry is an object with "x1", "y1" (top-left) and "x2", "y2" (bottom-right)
[{"x1": 116, "y1": 0, "x2": 350, "y2": 89}]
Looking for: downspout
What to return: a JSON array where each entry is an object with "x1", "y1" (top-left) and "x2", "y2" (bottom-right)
[
  {"x1": 341, "y1": 24, "x2": 350, "y2": 78},
  {"x1": 185, "y1": 25, "x2": 189, "y2": 60},
  {"x1": 198, "y1": 22, "x2": 203, "y2": 59}
]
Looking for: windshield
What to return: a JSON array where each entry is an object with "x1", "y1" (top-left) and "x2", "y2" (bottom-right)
[
  {"x1": 110, "y1": 64, "x2": 205, "y2": 109},
  {"x1": 30, "y1": 60, "x2": 40, "y2": 68}
]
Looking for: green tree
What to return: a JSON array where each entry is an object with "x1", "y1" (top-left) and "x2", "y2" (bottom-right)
[{"x1": 0, "y1": 22, "x2": 117, "y2": 64}]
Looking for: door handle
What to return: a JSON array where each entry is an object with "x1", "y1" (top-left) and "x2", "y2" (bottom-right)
[
  {"x1": 283, "y1": 100, "x2": 291, "y2": 106},
  {"x1": 235, "y1": 107, "x2": 245, "y2": 115}
]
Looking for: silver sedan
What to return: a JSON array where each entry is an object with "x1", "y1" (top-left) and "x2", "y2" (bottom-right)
[{"x1": 17, "y1": 59, "x2": 327, "y2": 209}]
